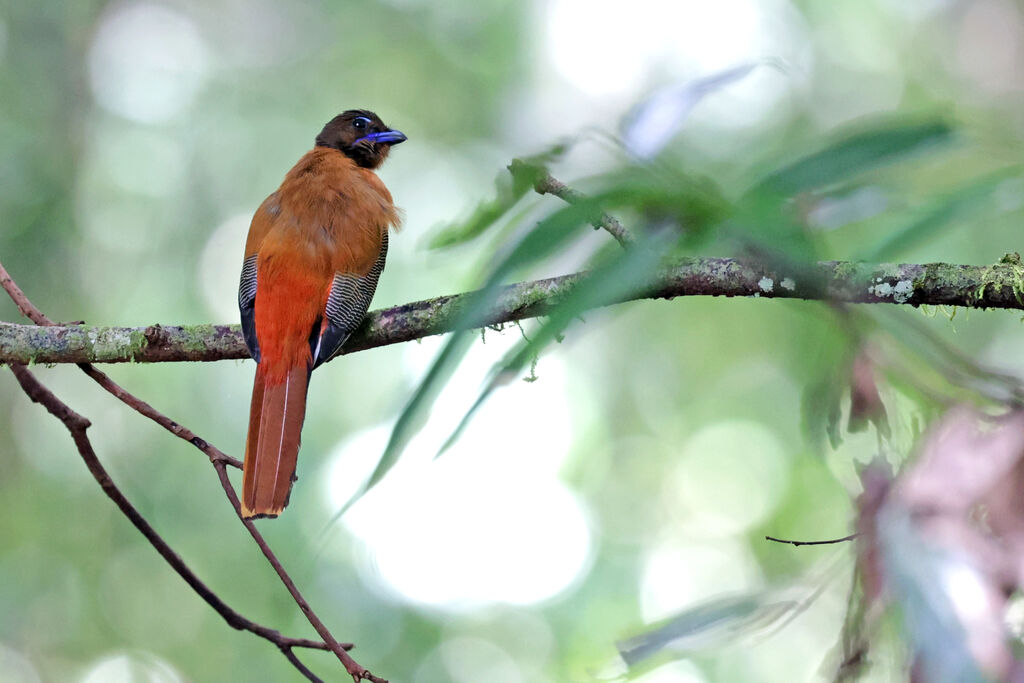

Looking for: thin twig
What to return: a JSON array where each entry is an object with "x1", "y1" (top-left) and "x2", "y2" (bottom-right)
[
  {"x1": 280, "y1": 647, "x2": 326, "y2": 683},
  {"x1": 5, "y1": 256, "x2": 1024, "y2": 365},
  {"x1": 0, "y1": 261, "x2": 51, "y2": 325},
  {"x1": 212, "y1": 460, "x2": 386, "y2": 682},
  {"x1": 0, "y1": 262, "x2": 242, "y2": 467},
  {"x1": 530, "y1": 168, "x2": 635, "y2": 246},
  {"x1": 765, "y1": 534, "x2": 859, "y2": 547},
  {"x1": 77, "y1": 363, "x2": 243, "y2": 469},
  {"x1": 7, "y1": 364, "x2": 341, "y2": 682}
]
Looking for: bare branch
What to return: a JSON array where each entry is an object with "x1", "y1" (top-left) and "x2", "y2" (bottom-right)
[
  {"x1": 7, "y1": 363, "x2": 344, "y2": 681},
  {"x1": 210, "y1": 459, "x2": 383, "y2": 681}
]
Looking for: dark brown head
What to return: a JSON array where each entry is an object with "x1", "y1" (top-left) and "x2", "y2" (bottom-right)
[{"x1": 315, "y1": 110, "x2": 407, "y2": 169}]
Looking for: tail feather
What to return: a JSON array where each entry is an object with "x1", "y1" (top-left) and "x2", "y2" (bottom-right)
[{"x1": 242, "y1": 363, "x2": 310, "y2": 519}]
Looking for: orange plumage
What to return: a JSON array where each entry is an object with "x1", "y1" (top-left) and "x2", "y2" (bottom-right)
[{"x1": 239, "y1": 111, "x2": 405, "y2": 519}]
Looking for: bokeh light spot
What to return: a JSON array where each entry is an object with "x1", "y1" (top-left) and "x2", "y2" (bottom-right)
[
  {"x1": 0, "y1": 644, "x2": 41, "y2": 683},
  {"x1": 641, "y1": 539, "x2": 763, "y2": 622},
  {"x1": 323, "y1": 334, "x2": 592, "y2": 609},
  {"x1": 78, "y1": 652, "x2": 183, "y2": 683},
  {"x1": 88, "y1": 2, "x2": 209, "y2": 123},
  {"x1": 665, "y1": 421, "x2": 790, "y2": 536},
  {"x1": 547, "y1": 0, "x2": 804, "y2": 97},
  {"x1": 199, "y1": 214, "x2": 251, "y2": 322},
  {"x1": 441, "y1": 637, "x2": 524, "y2": 683},
  {"x1": 634, "y1": 660, "x2": 708, "y2": 683}
]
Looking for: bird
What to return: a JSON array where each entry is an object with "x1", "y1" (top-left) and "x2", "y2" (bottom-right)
[{"x1": 238, "y1": 110, "x2": 406, "y2": 519}]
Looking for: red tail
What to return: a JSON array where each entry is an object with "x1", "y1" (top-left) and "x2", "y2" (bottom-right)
[{"x1": 241, "y1": 363, "x2": 310, "y2": 519}]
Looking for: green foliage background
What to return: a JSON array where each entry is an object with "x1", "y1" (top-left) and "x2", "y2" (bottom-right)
[{"x1": 2, "y1": 1, "x2": 1024, "y2": 681}]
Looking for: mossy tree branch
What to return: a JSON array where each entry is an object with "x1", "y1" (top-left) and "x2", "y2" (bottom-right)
[{"x1": 2, "y1": 255, "x2": 1023, "y2": 366}]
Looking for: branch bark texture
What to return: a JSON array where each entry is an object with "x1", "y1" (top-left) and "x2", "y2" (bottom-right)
[{"x1": 3, "y1": 256, "x2": 1023, "y2": 365}]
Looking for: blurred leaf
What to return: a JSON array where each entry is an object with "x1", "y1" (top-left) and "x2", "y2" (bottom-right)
[
  {"x1": 427, "y1": 140, "x2": 572, "y2": 249},
  {"x1": 618, "y1": 595, "x2": 767, "y2": 667},
  {"x1": 617, "y1": 588, "x2": 820, "y2": 669},
  {"x1": 878, "y1": 410, "x2": 1024, "y2": 679},
  {"x1": 805, "y1": 184, "x2": 890, "y2": 231},
  {"x1": 622, "y1": 62, "x2": 768, "y2": 160},
  {"x1": 859, "y1": 168, "x2": 1020, "y2": 262},
  {"x1": 729, "y1": 191, "x2": 822, "y2": 265},
  {"x1": 878, "y1": 505, "x2": 989, "y2": 683},
  {"x1": 755, "y1": 118, "x2": 954, "y2": 197},
  {"x1": 800, "y1": 320, "x2": 858, "y2": 450},
  {"x1": 593, "y1": 164, "x2": 733, "y2": 250},
  {"x1": 802, "y1": 376, "x2": 846, "y2": 450},
  {"x1": 854, "y1": 460, "x2": 893, "y2": 607},
  {"x1": 436, "y1": 229, "x2": 674, "y2": 457},
  {"x1": 873, "y1": 307, "x2": 1024, "y2": 406},
  {"x1": 847, "y1": 352, "x2": 891, "y2": 439},
  {"x1": 647, "y1": 171, "x2": 733, "y2": 249},
  {"x1": 731, "y1": 118, "x2": 955, "y2": 268}
]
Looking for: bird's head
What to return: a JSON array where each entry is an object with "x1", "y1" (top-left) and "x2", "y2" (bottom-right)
[{"x1": 315, "y1": 110, "x2": 407, "y2": 169}]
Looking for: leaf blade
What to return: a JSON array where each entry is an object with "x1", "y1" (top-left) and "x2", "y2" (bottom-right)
[{"x1": 755, "y1": 118, "x2": 954, "y2": 197}]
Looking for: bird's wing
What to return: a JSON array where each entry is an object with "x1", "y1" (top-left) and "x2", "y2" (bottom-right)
[
  {"x1": 238, "y1": 253, "x2": 260, "y2": 361},
  {"x1": 238, "y1": 192, "x2": 281, "y2": 362},
  {"x1": 313, "y1": 231, "x2": 388, "y2": 368}
]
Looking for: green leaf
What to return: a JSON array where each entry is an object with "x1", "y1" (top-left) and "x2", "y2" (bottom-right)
[{"x1": 756, "y1": 118, "x2": 954, "y2": 197}]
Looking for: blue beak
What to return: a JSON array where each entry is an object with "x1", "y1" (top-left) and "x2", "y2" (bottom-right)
[{"x1": 356, "y1": 129, "x2": 407, "y2": 145}]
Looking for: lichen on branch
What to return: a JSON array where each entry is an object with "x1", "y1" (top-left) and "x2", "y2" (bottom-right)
[{"x1": 2, "y1": 256, "x2": 1023, "y2": 366}]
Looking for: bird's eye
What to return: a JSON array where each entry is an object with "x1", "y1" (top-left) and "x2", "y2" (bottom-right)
[{"x1": 353, "y1": 117, "x2": 370, "y2": 130}]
